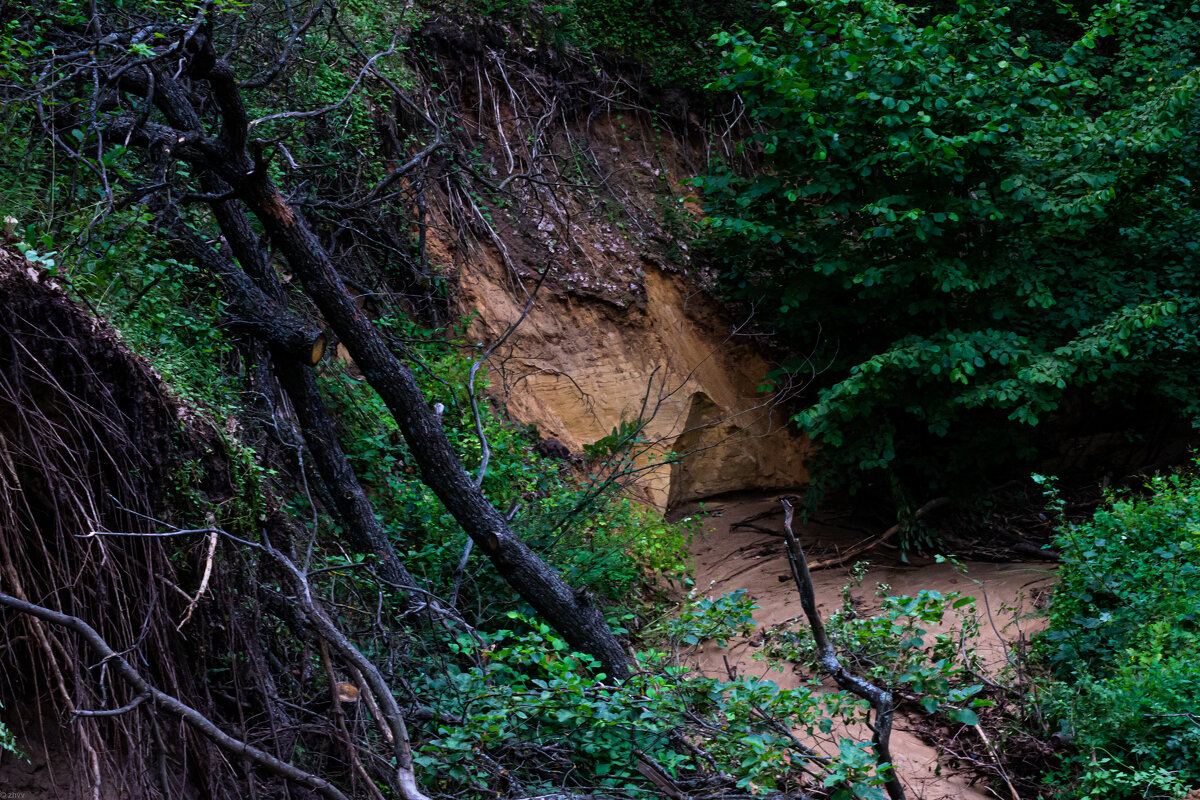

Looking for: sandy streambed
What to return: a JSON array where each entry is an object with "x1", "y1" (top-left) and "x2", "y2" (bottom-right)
[{"x1": 672, "y1": 493, "x2": 1056, "y2": 800}]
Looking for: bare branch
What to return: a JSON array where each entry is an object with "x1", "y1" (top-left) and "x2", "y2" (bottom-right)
[
  {"x1": 807, "y1": 497, "x2": 952, "y2": 571},
  {"x1": 779, "y1": 499, "x2": 907, "y2": 800},
  {"x1": 248, "y1": 33, "x2": 399, "y2": 127},
  {"x1": 261, "y1": 543, "x2": 433, "y2": 800},
  {"x1": 239, "y1": 0, "x2": 330, "y2": 90}
]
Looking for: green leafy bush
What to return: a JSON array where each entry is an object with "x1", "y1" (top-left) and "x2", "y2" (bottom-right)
[
  {"x1": 699, "y1": 0, "x2": 1200, "y2": 508},
  {"x1": 543, "y1": 495, "x2": 694, "y2": 598},
  {"x1": 1039, "y1": 470, "x2": 1200, "y2": 797},
  {"x1": 464, "y1": 0, "x2": 765, "y2": 90},
  {"x1": 415, "y1": 613, "x2": 890, "y2": 798},
  {"x1": 567, "y1": 0, "x2": 765, "y2": 88},
  {"x1": 764, "y1": 564, "x2": 990, "y2": 726},
  {"x1": 662, "y1": 587, "x2": 759, "y2": 647},
  {"x1": 583, "y1": 417, "x2": 645, "y2": 460},
  {"x1": 409, "y1": 563, "x2": 1000, "y2": 799}
]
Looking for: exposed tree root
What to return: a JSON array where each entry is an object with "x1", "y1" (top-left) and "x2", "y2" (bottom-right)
[{"x1": 0, "y1": 592, "x2": 353, "y2": 800}]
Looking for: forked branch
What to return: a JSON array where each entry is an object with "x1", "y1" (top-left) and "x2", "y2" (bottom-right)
[{"x1": 780, "y1": 500, "x2": 907, "y2": 800}]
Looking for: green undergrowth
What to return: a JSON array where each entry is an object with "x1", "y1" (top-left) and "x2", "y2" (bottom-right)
[
  {"x1": 1036, "y1": 470, "x2": 1200, "y2": 798},
  {"x1": 760, "y1": 563, "x2": 991, "y2": 727},
  {"x1": 562, "y1": 0, "x2": 766, "y2": 89},
  {"x1": 414, "y1": 618, "x2": 877, "y2": 797},
  {"x1": 0, "y1": 214, "x2": 238, "y2": 416},
  {"x1": 0, "y1": 100, "x2": 244, "y2": 412},
  {"x1": 448, "y1": 0, "x2": 765, "y2": 90},
  {"x1": 406, "y1": 560, "x2": 997, "y2": 800},
  {"x1": 0, "y1": 704, "x2": 19, "y2": 758}
]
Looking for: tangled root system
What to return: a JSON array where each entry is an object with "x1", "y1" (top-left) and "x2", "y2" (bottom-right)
[{"x1": 0, "y1": 249, "x2": 255, "y2": 798}]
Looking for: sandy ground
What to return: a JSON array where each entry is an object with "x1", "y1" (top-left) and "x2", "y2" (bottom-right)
[{"x1": 673, "y1": 493, "x2": 1057, "y2": 800}]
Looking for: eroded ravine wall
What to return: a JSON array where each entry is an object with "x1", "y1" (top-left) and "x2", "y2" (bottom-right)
[
  {"x1": 453, "y1": 248, "x2": 811, "y2": 509},
  {"x1": 407, "y1": 45, "x2": 813, "y2": 508}
]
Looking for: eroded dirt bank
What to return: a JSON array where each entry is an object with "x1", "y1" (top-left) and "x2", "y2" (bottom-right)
[
  {"x1": 0, "y1": 248, "x2": 266, "y2": 798},
  {"x1": 418, "y1": 81, "x2": 813, "y2": 510},
  {"x1": 675, "y1": 493, "x2": 1056, "y2": 800},
  {"x1": 458, "y1": 262, "x2": 813, "y2": 508}
]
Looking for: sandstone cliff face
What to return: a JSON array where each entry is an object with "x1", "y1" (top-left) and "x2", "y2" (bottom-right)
[
  {"x1": 400, "y1": 56, "x2": 814, "y2": 508},
  {"x1": 454, "y1": 256, "x2": 811, "y2": 509}
]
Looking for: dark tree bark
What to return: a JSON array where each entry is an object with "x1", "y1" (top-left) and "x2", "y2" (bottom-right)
[
  {"x1": 271, "y1": 363, "x2": 424, "y2": 589},
  {"x1": 166, "y1": 211, "x2": 457, "y2": 620},
  {"x1": 166, "y1": 224, "x2": 326, "y2": 364},
  {"x1": 232, "y1": 172, "x2": 630, "y2": 680},
  {"x1": 117, "y1": 33, "x2": 629, "y2": 679}
]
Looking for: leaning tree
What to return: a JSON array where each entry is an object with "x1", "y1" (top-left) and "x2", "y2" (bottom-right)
[{"x1": 2, "y1": 0, "x2": 629, "y2": 679}]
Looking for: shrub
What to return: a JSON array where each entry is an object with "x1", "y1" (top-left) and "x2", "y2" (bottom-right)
[
  {"x1": 662, "y1": 587, "x2": 759, "y2": 647},
  {"x1": 1038, "y1": 470, "x2": 1200, "y2": 797},
  {"x1": 699, "y1": 0, "x2": 1200, "y2": 509},
  {"x1": 0, "y1": 702, "x2": 21, "y2": 759},
  {"x1": 763, "y1": 563, "x2": 990, "y2": 726},
  {"x1": 414, "y1": 613, "x2": 890, "y2": 798}
]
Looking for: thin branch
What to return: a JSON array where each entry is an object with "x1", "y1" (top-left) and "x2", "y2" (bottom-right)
[
  {"x1": 468, "y1": 263, "x2": 553, "y2": 488},
  {"x1": 176, "y1": 524, "x2": 218, "y2": 631},
  {"x1": 249, "y1": 33, "x2": 400, "y2": 127},
  {"x1": 303, "y1": 135, "x2": 446, "y2": 212},
  {"x1": 448, "y1": 265, "x2": 553, "y2": 608},
  {"x1": 73, "y1": 692, "x2": 150, "y2": 718},
  {"x1": 239, "y1": 0, "x2": 329, "y2": 90},
  {"x1": 261, "y1": 543, "x2": 432, "y2": 800},
  {"x1": 807, "y1": 497, "x2": 952, "y2": 571},
  {"x1": 780, "y1": 500, "x2": 907, "y2": 800}
]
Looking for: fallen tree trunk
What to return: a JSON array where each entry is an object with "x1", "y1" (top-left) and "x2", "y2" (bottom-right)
[
  {"x1": 168, "y1": 211, "x2": 471, "y2": 625},
  {"x1": 235, "y1": 172, "x2": 630, "y2": 679},
  {"x1": 119, "y1": 44, "x2": 629, "y2": 680},
  {"x1": 166, "y1": 220, "x2": 326, "y2": 366}
]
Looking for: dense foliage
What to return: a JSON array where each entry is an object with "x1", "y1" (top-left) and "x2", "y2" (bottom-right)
[
  {"x1": 400, "y1": 576, "x2": 989, "y2": 799},
  {"x1": 566, "y1": 0, "x2": 766, "y2": 88},
  {"x1": 459, "y1": 0, "x2": 766, "y2": 89},
  {"x1": 0, "y1": 2, "x2": 997, "y2": 797},
  {"x1": 764, "y1": 563, "x2": 991, "y2": 727},
  {"x1": 8, "y1": 0, "x2": 1200, "y2": 797},
  {"x1": 1038, "y1": 472, "x2": 1200, "y2": 798},
  {"x1": 700, "y1": 0, "x2": 1200, "y2": 508}
]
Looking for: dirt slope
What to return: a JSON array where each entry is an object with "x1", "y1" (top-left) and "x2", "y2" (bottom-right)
[
  {"x1": 419, "y1": 86, "x2": 812, "y2": 509},
  {"x1": 457, "y1": 259, "x2": 813, "y2": 508}
]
